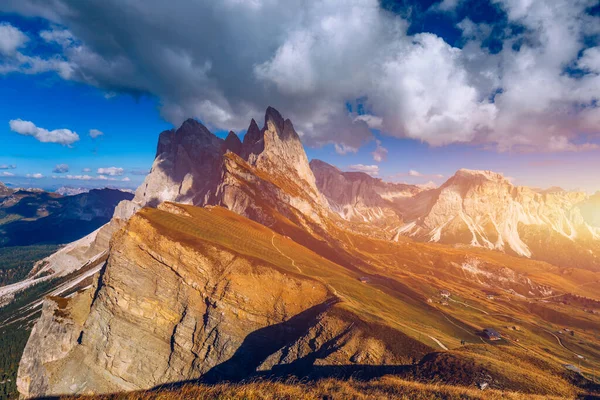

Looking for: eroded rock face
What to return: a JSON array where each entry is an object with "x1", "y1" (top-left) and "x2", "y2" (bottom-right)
[
  {"x1": 18, "y1": 287, "x2": 97, "y2": 398},
  {"x1": 393, "y1": 169, "x2": 600, "y2": 263},
  {"x1": 18, "y1": 211, "x2": 333, "y2": 396},
  {"x1": 310, "y1": 159, "x2": 422, "y2": 223},
  {"x1": 115, "y1": 107, "x2": 326, "y2": 227}
]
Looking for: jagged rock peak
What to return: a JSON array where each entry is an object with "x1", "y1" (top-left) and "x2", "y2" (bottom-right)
[
  {"x1": 264, "y1": 106, "x2": 285, "y2": 133},
  {"x1": 243, "y1": 118, "x2": 262, "y2": 147},
  {"x1": 156, "y1": 118, "x2": 219, "y2": 157},
  {"x1": 223, "y1": 130, "x2": 242, "y2": 155},
  {"x1": 176, "y1": 118, "x2": 214, "y2": 139}
]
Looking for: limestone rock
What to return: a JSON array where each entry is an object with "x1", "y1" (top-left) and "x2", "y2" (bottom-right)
[{"x1": 311, "y1": 159, "x2": 423, "y2": 223}]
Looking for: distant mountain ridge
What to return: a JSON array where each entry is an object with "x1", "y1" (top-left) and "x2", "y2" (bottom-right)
[
  {"x1": 310, "y1": 159, "x2": 423, "y2": 224},
  {"x1": 0, "y1": 187, "x2": 133, "y2": 247},
  {"x1": 311, "y1": 161, "x2": 600, "y2": 267}
]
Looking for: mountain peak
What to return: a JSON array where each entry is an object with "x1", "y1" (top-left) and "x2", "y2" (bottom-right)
[
  {"x1": 223, "y1": 130, "x2": 242, "y2": 155},
  {"x1": 243, "y1": 118, "x2": 261, "y2": 147},
  {"x1": 453, "y1": 168, "x2": 507, "y2": 182},
  {"x1": 264, "y1": 106, "x2": 285, "y2": 133},
  {"x1": 310, "y1": 159, "x2": 341, "y2": 173},
  {"x1": 241, "y1": 118, "x2": 264, "y2": 160},
  {"x1": 177, "y1": 118, "x2": 213, "y2": 138}
]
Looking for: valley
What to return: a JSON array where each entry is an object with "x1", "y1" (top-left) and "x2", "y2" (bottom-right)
[{"x1": 2, "y1": 107, "x2": 600, "y2": 399}]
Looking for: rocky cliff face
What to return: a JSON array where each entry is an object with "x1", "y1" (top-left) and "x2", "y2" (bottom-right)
[
  {"x1": 17, "y1": 204, "x2": 427, "y2": 396},
  {"x1": 310, "y1": 159, "x2": 422, "y2": 223},
  {"x1": 393, "y1": 169, "x2": 600, "y2": 262},
  {"x1": 115, "y1": 107, "x2": 326, "y2": 225}
]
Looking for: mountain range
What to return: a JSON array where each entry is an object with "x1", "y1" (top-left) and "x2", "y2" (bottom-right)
[
  {"x1": 4, "y1": 108, "x2": 600, "y2": 398},
  {"x1": 0, "y1": 187, "x2": 133, "y2": 248}
]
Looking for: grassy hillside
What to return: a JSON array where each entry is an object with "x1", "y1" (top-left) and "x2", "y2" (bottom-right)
[
  {"x1": 7, "y1": 202, "x2": 599, "y2": 398},
  {"x1": 136, "y1": 204, "x2": 598, "y2": 396},
  {"x1": 141, "y1": 205, "x2": 469, "y2": 351},
  {"x1": 66, "y1": 376, "x2": 575, "y2": 400}
]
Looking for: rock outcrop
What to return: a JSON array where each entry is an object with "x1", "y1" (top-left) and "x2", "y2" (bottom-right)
[
  {"x1": 393, "y1": 169, "x2": 600, "y2": 264},
  {"x1": 311, "y1": 159, "x2": 423, "y2": 223},
  {"x1": 17, "y1": 205, "x2": 427, "y2": 396},
  {"x1": 114, "y1": 107, "x2": 327, "y2": 227}
]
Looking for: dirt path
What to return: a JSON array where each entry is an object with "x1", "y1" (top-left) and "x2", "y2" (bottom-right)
[
  {"x1": 270, "y1": 233, "x2": 450, "y2": 351},
  {"x1": 448, "y1": 298, "x2": 490, "y2": 315},
  {"x1": 271, "y1": 234, "x2": 302, "y2": 273},
  {"x1": 427, "y1": 335, "x2": 449, "y2": 350}
]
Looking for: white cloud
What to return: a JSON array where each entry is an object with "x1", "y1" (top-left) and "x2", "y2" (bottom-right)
[
  {"x1": 334, "y1": 143, "x2": 359, "y2": 155},
  {"x1": 578, "y1": 47, "x2": 600, "y2": 74},
  {"x1": 547, "y1": 136, "x2": 599, "y2": 152},
  {"x1": 9, "y1": 119, "x2": 79, "y2": 145},
  {"x1": 97, "y1": 167, "x2": 124, "y2": 176},
  {"x1": 89, "y1": 129, "x2": 103, "y2": 138},
  {"x1": 82, "y1": 168, "x2": 91, "y2": 172},
  {"x1": 371, "y1": 140, "x2": 388, "y2": 162},
  {"x1": 62, "y1": 174, "x2": 117, "y2": 181},
  {"x1": 0, "y1": 23, "x2": 28, "y2": 55},
  {"x1": 64, "y1": 175, "x2": 92, "y2": 180},
  {"x1": 65, "y1": 175, "x2": 92, "y2": 180},
  {"x1": 394, "y1": 170, "x2": 445, "y2": 180},
  {"x1": 39, "y1": 28, "x2": 74, "y2": 47},
  {"x1": 1, "y1": 171, "x2": 15, "y2": 177},
  {"x1": 0, "y1": 164, "x2": 16, "y2": 169},
  {"x1": 347, "y1": 164, "x2": 379, "y2": 176},
  {"x1": 354, "y1": 115, "x2": 383, "y2": 130},
  {"x1": 121, "y1": 177, "x2": 131, "y2": 182},
  {"x1": 435, "y1": 0, "x2": 461, "y2": 11},
  {"x1": 130, "y1": 168, "x2": 150, "y2": 176},
  {"x1": 0, "y1": 0, "x2": 599, "y2": 153},
  {"x1": 52, "y1": 163, "x2": 69, "y2": 173},
  {"x1": 26, "y1": 173, "x2": 43, "y2": 179}
]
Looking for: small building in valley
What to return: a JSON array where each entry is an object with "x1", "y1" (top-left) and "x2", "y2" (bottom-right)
[
  {"x1": 440, "y1": 290, "x2": 451, "y2": 298},
  {"x1": 483, "y1": 328, "x2": 502, "y2": 341}
]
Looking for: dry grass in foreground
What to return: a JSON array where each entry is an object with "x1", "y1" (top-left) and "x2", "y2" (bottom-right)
[{"x1": 70, "y1": 376, "x2": 575, "y2": 400}]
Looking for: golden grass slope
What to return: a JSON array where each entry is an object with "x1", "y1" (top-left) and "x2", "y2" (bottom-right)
[
  {"x1": 134, "y1": 203, "x2": 598, "y2": 397},
  {"x1": 63, "y1": 376, "x2": 573, "y2": 400}
]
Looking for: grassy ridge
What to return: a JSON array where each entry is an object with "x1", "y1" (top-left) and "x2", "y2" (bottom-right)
[
  {"x1": 140, "y1": 206, "x2": 467, "y2": 350},
  {"x1": 138, "y1": 205, "x2": 595, "y2": 397},
  {"x1": 66, "y1": 376, "x2": 571, "y2": 400}
]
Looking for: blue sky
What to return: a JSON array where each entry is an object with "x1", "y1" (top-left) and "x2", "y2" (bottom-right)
[{"x1": 1, "y1": 1, "x2": 599, "y2": 193}]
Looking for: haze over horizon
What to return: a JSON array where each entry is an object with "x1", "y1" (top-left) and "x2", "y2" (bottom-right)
[{"x1": 1, "y1": 0, "x2": 600, "y2": 193}]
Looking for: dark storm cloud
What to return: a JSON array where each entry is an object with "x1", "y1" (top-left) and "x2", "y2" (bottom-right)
[{"x1": 1, "y1": 0, "x2": 599, "y2": 153}]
